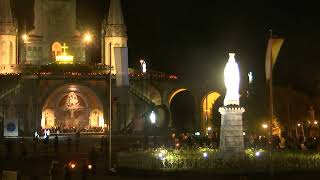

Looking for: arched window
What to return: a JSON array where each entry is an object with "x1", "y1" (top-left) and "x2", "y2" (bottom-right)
[
  {"x1": 33, "y1": 47, "x2": 37, "y2": 57},
  {"x1": 52, "y1": 42, "x2": 62, "y2": 56}
]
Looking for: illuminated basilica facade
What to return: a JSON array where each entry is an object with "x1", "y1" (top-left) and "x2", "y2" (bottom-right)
[{"x1": 0, "y1": 0, "x2": 222, "y2": 136}]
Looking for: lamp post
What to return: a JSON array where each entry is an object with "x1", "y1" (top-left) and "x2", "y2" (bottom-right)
[
  {"x1": 108, "y1": 42, "x2": 113, "y2": 170},
  {"x1": 22, "y1": 33, "x2": 28, "y2": 64},
  {"x1": 83, "y1": 32, "x2": 92, "y2": 64},
  {"x1": 150, "y1": 111, "x2": 156, "y2": 124},
  {"x1": 150, "y1": 111, "x2": 156, "y2": 135},
  {"x1": 139, "y1": 59, "x2": 147, "y2": 118}
]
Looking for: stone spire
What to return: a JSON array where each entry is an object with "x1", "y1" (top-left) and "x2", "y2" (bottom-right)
[
  {"x1": 0, "y1": 0, "x2": 13, "y2": 23},
  {"x1": 0, "y1": 0, "x2": 16, "y2": 35},
  {"x1": 105, "y1": 0, "x2": 127, "y2": 37}
]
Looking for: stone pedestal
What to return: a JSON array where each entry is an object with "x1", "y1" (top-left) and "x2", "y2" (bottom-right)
[{"x1": 219, "y1": 105, "x2": 245, "y2": 158}]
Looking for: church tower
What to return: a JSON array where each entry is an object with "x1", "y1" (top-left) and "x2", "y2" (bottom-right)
[
  {"x1": 26, "y1": 0, "x2": 85, "y2": 64},
  {"x1": 0, "y1": 0, "x2": 17, "y2": 71},
  {"x1": 104, "y1": 0, "x2": 128, "y2": 74}
]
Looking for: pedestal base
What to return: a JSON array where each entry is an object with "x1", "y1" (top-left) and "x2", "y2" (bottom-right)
[{"x1": 219, "y1": 105, "x2": 245, "y2": 158}]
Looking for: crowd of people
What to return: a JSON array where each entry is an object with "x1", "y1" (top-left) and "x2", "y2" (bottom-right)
[{"x1": 41, "y1": 126, "x2": 105, "y2": 134}]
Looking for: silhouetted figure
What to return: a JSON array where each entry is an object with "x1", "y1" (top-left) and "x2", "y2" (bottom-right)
[
  {"x1": 134, "y1": 140, "x2": 142, "y2": 151},
  {"x1": 81, "y1": 160, "x2": 88, "y2": 180},
  {"x1": 75, "y1": 132, "x2": 80, "y2": 152},
  {"x1": 153, "y1": 136, "x2": 159, "y2": 148},
  {"x1": 54, "y1": 135, "x2": 59, "y2": 152},
  {"x1": 49, "y1": 160, "x2": 59, "y2": 180},
  {"x1": 32, "y1": 137, "x2": 38, "y2": 153},
  {"x1": 63, "y1": 163, "x2": 71, "y2": 180},
  {"x1": 89, "y1": 147, "x2": 97, "y2": 174},
  {"x1": 100, "y1": 136, "x2": 104, "y2": 152},
  {"x1": 5, "y1": 140, "x2": 13, "y2": 159},
  {"x1": 67, "y1": 137, "x2": 72, "y2": 152},
  {"x1": 20, "y1": 138, "x2": 27, "y2": 160},
  {"x1": 144, "y1": 136, "x2": 149, "y2": 149}
]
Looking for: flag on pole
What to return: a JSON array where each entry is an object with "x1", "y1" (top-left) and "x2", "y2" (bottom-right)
[{"x1": 265, "y1": 38, "x2": 284, "y2": 81}]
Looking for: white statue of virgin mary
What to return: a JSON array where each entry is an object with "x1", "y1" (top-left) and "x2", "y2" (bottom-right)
[{"x1": 223, "y1": 53, "x2": 240, "y2": 106}]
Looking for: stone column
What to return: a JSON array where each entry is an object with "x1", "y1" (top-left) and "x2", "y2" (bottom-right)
[{"x1": 219, "y1": 105, "x2": 245, "y2": 158}]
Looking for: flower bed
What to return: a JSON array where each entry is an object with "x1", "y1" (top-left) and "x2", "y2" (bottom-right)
[{"x1": 117, "y1": 147, "x2": 320, "y2": 173}]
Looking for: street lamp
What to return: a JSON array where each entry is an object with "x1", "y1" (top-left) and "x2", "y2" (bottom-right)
[
  {"x1": 262, "y1": 124, "x2": 268, "y2": 129},
  {"x1": 22, "y1": 33, "x2": 28, "y2": 64},
  {"x1": 22, "y1": 34, "x2": 28, "y2": 42},
  {"x1": 83, "y1": 32, "x2": 93, "y2": 64},
  {"x1": 150, "y1": 111, "x2": 156, "y2": 124}
]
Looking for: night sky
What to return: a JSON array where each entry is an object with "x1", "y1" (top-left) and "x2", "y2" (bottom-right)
[{"x1": 10, "y1": 0, "x2": 320, "y2": 94}]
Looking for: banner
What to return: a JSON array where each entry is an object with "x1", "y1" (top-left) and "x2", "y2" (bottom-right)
[
  {"x1": 4, "y1": 118, "x2": 18, "y2": 137},
  {"x1": 265, "y1": 38, "x2": 284, "y2": 81},
  {"x1": 114, "y1": 47, "x2": 129, "y2": 87}
]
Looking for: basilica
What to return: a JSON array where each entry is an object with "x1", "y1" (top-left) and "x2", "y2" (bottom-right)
[{"x1": 0, "y1": 0, "x2": 221, "y2": 137}]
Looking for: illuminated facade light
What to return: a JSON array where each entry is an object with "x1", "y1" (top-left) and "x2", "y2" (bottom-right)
[
  {"x1": 195, "y1": 132, "x2": 200, "y2": 136},
  {"x1": 207, "y1": 126, "x2": 212, "y2": 131},
  {"x1": 83, "y1": 32, "x2": 93, "y2": 44},
  {"x1": 314, "y1": 121, "x2": 318, "y2": 125},
  {"x1": 203, "y1": 152, "x2": 208, "y2": 158},
  {"x1": 262, "y1": 124, "x2": 268, "y2": 129},
  {"x1": 22, "y1": 34, "x2": 28, "y2": 42},
  {"x1": 255, "y1": 151, "x2": 260, "y2": 157},
  {"x1": 55, "y1": 43, "x2": 74, "y2": 64},
  {"x1": 297, "y1": 123, "x2": 301, "y2": 127},
  {"x1": 70, "y1": 163, "x2": 76, "y2": 169}
]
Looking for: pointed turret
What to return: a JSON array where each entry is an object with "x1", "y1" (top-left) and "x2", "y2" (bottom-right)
[
  {"x1": 0, "y1": 0, "x2": 17, "y2": 68},
  {"x1": 103, "y1": 0, "x2": 128, "y2": 74},
  {"x1": 105, "y1": 0, "x2": 127, "y2": 37},
  {"x1": 0, "y1": 0, "x2": 13, "y2": 24}
]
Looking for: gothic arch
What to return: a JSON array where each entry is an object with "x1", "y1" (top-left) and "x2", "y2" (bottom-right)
[
  {"x1": 167, "y1": 88, "x2": 196, "y2": 132},
  {"x1": 201, "y1": 91, "x2": 221, "y2": 132},
  {"x1": 41, "y1": 83, "x2": 105, "y2": 129}
]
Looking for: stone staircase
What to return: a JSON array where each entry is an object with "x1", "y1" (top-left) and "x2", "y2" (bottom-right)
[
  {"x1": 129, "y1": 84, "x2": 157, "y2": 108},
  {"x1": 127, "y1": 84, "x2": 157, "y2": 129},
  {"x1": 0, "y1": 81, "x2": 22, "y2": 101}
]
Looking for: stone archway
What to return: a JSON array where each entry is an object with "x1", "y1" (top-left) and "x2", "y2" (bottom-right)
[
  {"x1": 41, "y1": 84, "x2": 105, "y2": 131},
  {"x1": 201, "y1": 91, "x2": 222, "y2": 133},
  {"x1": 168, "y1": 89, "x2": 196, "y2": 132}
]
